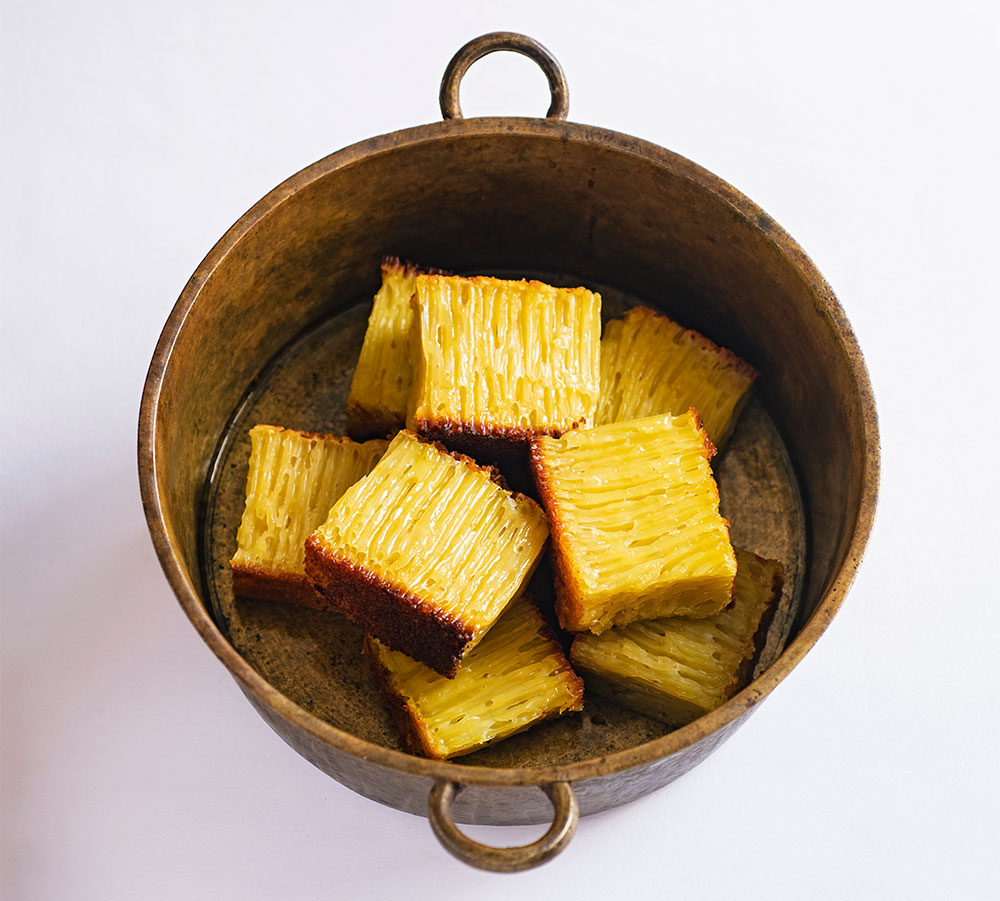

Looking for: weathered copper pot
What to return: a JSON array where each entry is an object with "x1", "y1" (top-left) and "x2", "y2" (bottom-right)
[{"x1": 139, "y1": 33, "x2": 879, "y2": 872}]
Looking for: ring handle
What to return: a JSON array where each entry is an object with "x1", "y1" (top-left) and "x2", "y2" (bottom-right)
[
  {"x1": 439, "y1": 32, "x2": 570, "y2": 121},
  {"x1": 428, "y1": 780, "x2": 579, "y2": 872}
]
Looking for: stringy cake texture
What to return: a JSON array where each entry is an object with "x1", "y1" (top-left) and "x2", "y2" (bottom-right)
[
  {"x1": 304, "y1": 430, "x2": 549, "y2": 676},
  {"x1": 570, "y1": 549, "x2": 783, "y2": 726},
  {"x1": 531, "y1": 411, "x2": 737, "y2": 633},
  {"x1": 596, "y1": 306, "x2": 757, "y2": 447},
  {"x1": 365, "y1": 597, "x2": 584, "y2": 759},
  {"x1": 347, "y1": 257, "x2": 446, "y2": 440},
  {"x1": 407, "y1": 274, "x2": 602, "y2": 455},
  {"x1": 230, "y1": 426, "x2": 387, "y2": 604},
  {"x1": 231, "y1": 260, "x2": 775, "y2": 756}
]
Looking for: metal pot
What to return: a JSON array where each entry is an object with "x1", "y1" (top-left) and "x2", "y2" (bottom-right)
[{"x1": 138, "y1": 33, "x2": 879, "y2": 872}]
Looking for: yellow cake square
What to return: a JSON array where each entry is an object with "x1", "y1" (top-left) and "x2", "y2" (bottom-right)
[
  {"x1": 305, "y1": 430, "x2": 549, "y2": 676},
  {"x1": 596, "y1": 306, "x2": 757, "y2": 447},
  {"x1": 230, "y1": 425, "x2": 387, "y2": 605},
  {"x1": 570, "y1": 549, "x2": 783, "y2": 725},
  {"x1": 366, "y1": 597, "x2": 583, "y2": 759},
  {"x1": 531, "y1": 411, "x2": 736, "y2": 633},
  {"x1": 347, "y1": 257, "x2": 446, "y2": 440},
  {"x1": 407, "y1": 274, "x2": 601, "y2": 457}
]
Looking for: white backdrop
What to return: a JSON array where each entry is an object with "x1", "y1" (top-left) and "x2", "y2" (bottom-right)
[{"x1": 2, "y1": 2, "x2": 998, "y2": 898}]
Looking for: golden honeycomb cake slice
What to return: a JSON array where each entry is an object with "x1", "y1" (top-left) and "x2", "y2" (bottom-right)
[
  {"x1": 304, "y1": 430, "x2": 549, "y2": 676},
  {"x1": 346, "y1": 257, "x2": 448, "y2": 440},
  {"x1": 365, "y1": 596, "x2": 584, "y2": 759},
  {"x1": 230, "y1": 425, "x2": 387, "y2": 606},
  {"x1": 596, "y1": 306, "x2": 757, "y2": 447},
  {"x1": 530, "y1": 410, "x2": 737, "y2": 633},
  {"x1": 570, "y1": 549, "x2": 784, "y2": 726},
  {"x1": 407, "y1": 274, "x2": 602, "y2": 457}
]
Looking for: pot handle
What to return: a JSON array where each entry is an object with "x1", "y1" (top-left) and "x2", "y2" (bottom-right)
[
  {"x1": 428, "y1": 779, "x2": 578, "y2": 872},
  {"x1": 440, "y1": 32, "x2": 570, "y2": 121}
]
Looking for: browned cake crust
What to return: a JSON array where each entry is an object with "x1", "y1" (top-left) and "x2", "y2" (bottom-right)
[
  {"x1": 688, "y1": 407, "x2": 719, "y2": 460},
  {"x1": 410, "y1": 273, "x2": 596, "y2": 459},
  {"x1": 494, "y1": 452, "x2": 539, "y2": 500},
  {"x1": 362, "y1": 605, "x2": 585, "y2": 760},
  {"x1": 726, "y1": 556, "x2": 785, "y2": 698},
  {"x1": 380, "y1": 254, "x2": 451, "y2": 279},
  {"x1": 361, "y1": 636, "x2": 437, "y2": 756},
  {"x1": 304, "y1": 536, "x2": 475, "y2": 678},
  {"x1": 231, "y1": 563, "x2": 328, "y2": 608},
  {"x1": 408, "y1": 432, "x2": 516, "y2": 493},
  {"x1": 251, "y1": 425, "x2": 357, "y2": 443},
  {"x1": 414, "y1": 417, "x2": 582, "y2": 460},
  {"x1": 344, "y1": 406, "x2": 399, "y2": 443},
  {"x1": 528, "y1": 440, "x2": 586, "y2": 632}
]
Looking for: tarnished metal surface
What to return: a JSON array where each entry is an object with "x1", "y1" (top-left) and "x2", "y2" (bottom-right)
[
  {"x1": 138, "y1": 31, "x2": 879, "y2": 861},
  {"x1": 203, "y1": 279, "x2": 805, "y2": 771},
  {"x1": 440, "y1": 32, "x2": 569, "y2": 121}
]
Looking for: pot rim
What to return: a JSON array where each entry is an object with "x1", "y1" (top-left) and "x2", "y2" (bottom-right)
[{"x1": 138, "y1": 115, "x2": 880, "y2": 788}]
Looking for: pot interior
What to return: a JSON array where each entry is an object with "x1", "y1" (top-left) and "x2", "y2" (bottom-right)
[
  {"x1": 152, "y1": 121, "x2": 871, "y2": 766},
  {"x1": 201, "y1": 276, "x2": 805, "y2": 764}
]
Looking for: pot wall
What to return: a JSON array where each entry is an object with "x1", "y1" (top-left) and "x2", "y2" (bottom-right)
[
  {"x1": 142, "y1": 115, "x2": 877, "y2": 826},
  {"x1": 243, "y1": 684, "x2": 752, "y2": 825}
]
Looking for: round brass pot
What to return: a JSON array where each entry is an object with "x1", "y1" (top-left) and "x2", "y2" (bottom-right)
[{"x1": 138, "y1": 33, "x2": 879, "y2": 872}]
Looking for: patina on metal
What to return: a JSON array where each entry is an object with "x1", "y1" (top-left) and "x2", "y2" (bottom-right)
[
  {"x1": 439, "y1": 32, "x2": 569, "y2": 121},
  {"x1": 138, "y1": 32, "x2": 880, "y2": 873},
  {"x1": 429, "y1": 781, "x2": 577, "y2": 872}
]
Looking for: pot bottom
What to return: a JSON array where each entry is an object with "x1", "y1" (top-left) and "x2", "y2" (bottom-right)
[{"x1": 201, "y1": 273, "x2": 806, "y2": 774}]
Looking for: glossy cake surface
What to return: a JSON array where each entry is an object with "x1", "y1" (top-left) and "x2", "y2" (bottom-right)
[
  {"x1": 347, "y1": 257, "x2": 443, "y2": 440},
  {"x1": 230, "y1": 425, "x2": 387, "y2": 605},
  {"x1": 596, "y1": 306, "x2": 757, "y2": 447},
  {"x1": 408, "y1": 274, "x2": 602, "y2": 455},
  {"x1": 531, "y1": 411, "x2": 736, "y2": 633},
  {"x1": 571, "y1": 548, "x2": 783, "y2": 725},
  {"x1": 366, "y1": 597, "x2": 584, "y2": 759},
  {"x1": 305, "y1": 430, "x2": 549, "y2": 675}
]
